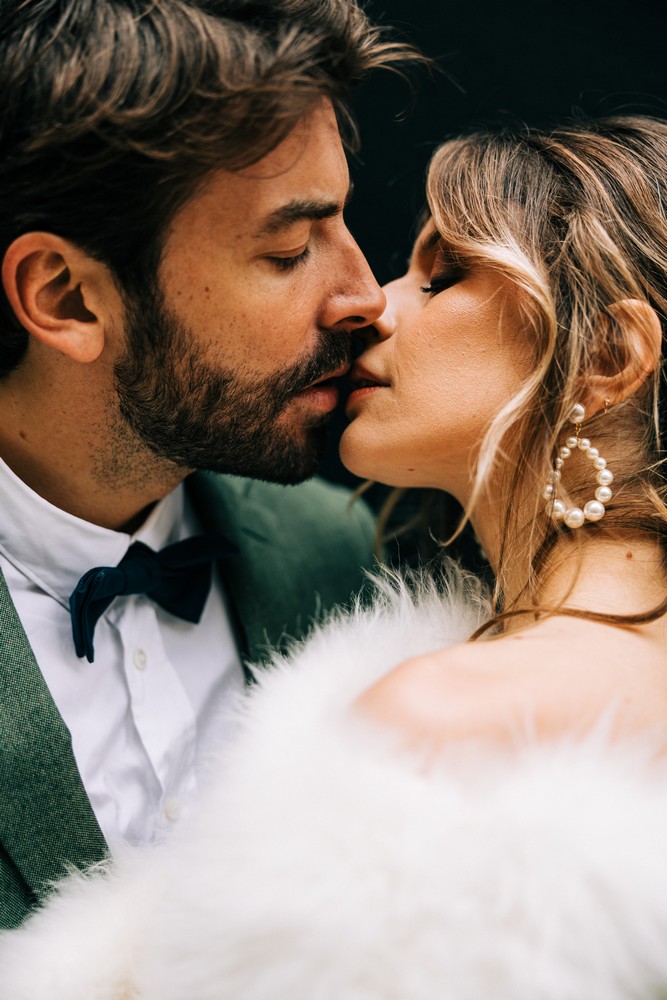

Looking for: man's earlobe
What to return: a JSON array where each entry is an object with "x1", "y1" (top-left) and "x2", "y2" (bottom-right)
[
  {"x1": 580, "y1": 298, "x2": 662, "y2": 414},
  {"x1": 2, "y1": 233, "x2": 110, "y2": 363}
]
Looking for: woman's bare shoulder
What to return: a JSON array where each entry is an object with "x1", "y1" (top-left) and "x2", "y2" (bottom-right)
[{"x1": 354, "y1": 617, "x2": 667, "y2": 751}]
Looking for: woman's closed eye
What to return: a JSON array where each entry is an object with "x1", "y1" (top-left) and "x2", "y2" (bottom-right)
[{"x1": 420, "y1": 269, "x2": 464, "y2": 296}]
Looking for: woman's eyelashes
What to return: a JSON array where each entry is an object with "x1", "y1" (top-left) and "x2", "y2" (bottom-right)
[{"x1": 420, "y1": 268, "x2": 464, "y2": 296}]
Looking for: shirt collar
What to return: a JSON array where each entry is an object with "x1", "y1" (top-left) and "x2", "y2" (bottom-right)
[{"x1": 0, "y1": 456, "x2": 186, "y2": 607}]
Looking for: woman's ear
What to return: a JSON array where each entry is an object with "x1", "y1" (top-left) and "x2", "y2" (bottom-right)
[
  {"x1": 1, "y1": 233, "x2": 119, "y2": 363},
  {"x1": 581, "y1": 298, "x2": 662, "y2": 414}
]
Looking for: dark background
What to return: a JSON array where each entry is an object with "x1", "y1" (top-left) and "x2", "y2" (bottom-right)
[
  {"x1": 348, "y1": 0, "x2": 667, "y2": 288},
  {"x1": 321, "y1": 0, "x2": 667, "y2": 546}
]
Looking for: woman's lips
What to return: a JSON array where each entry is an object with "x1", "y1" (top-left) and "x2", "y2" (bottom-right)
[{"x1": 345, "y1": 363, "x2": 389, "y2": 413}]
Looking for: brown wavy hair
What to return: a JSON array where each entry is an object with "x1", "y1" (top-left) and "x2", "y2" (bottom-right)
[{"x1": 0, "y1": 0, "x2": 417, "y2": 375}]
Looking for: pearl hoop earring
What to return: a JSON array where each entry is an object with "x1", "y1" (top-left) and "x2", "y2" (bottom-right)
[{"x1": 544, "y1": 403, "x2": 614, "y2": 529}]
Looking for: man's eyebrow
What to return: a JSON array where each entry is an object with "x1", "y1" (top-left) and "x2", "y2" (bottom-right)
[{"x1": 253, "y1": 183, "x2": 355, "y2": 239}]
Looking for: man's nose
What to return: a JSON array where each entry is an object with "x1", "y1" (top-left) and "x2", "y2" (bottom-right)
[
  {"x1": 322, "y1": 234, "x2": 386, "y2": 332},
  {"x1": 371, "y1": 294, "x2": 397, "y2": 340},
  {"x1": 351, "y1": 295, "x2": 397, "y2": 354},
  {"x1": 359, "y1": 277, "x2": 398, "y2": 341}
]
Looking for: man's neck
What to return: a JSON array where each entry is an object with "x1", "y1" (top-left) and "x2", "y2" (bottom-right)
[
  {"x1": 0, "y1": 438, "x2": 185, "y2": 532},
  {"x1": 0, "y1": 366, "x2": 187, "y2": 532}
]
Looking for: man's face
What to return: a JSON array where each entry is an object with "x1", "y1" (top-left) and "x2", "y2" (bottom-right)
[{"x1": 114, "y1": 100, "x2": 385, "y2": 483}]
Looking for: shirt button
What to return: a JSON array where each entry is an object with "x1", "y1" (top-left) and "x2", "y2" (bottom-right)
[
  {"x1": 164, "y1": 797, "x2": 181, "y2": 822},
  {"x1": 133, "y1": 648, "x2": 148, "y2": 670}
]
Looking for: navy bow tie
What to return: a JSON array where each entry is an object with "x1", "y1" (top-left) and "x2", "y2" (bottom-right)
[{"x1": 69, "y1": 535, "x2": 238, "y2": 663}]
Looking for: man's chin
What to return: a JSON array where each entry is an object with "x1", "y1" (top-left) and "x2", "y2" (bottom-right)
[
  {"x1": 256, "y1": 424, "x2": 329, "y2": 485},
  {"x1": 196, "y1": 422, "x2": 329, "y2": 485}
]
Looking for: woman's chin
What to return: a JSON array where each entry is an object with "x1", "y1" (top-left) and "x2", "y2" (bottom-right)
[
  {"x1": 339, "y1": 431, "x2": 418, "y2": 489},
  {"x1": 339, "y1": 421, "x2": 428, "y2": 488},
  {"x1": 338, "y1": 427, "x2": 379, "y2": 482},
  {"x1": 338, "y1": 452, "x2": 376, "y2": 483}
]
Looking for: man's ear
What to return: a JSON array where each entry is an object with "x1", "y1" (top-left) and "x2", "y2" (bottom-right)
[
  {"x1": 1, "y1": 233, "x2": 119, "y2": 363},
  {"x1": 580, "y1": 298, "x2": 662, "y2": 415}
]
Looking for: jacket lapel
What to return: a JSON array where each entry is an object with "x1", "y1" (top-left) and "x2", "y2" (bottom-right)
[
  {"x1": 0, "y1": 569, "x2": 107, "y2": 897},
  {"x1": 187, "y1": 472, "x2": 294, "y2": 663}
]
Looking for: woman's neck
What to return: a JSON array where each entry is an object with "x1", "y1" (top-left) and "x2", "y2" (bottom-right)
[
  {"x1": 532, "y1": 536, "x2": 667, "y2": 619},
  {"x1": 468, "y1": 487, "x2": 667, "y2": 631}
]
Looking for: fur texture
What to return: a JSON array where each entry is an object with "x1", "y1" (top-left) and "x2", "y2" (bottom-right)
[{"x1": 3, "y1": 566, "x2": 667, "y2": 999}]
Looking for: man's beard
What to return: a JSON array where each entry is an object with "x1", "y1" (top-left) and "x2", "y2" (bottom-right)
[{"x1": 114, "y1": 287, "x2": 352, "y2": 484}]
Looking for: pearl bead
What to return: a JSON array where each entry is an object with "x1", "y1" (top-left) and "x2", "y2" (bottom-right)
[
  {"x1": 564, "y1": 507, "x2": 585, "y2": 529},
  {"x1": 583, "y1": 500, "x2": 605, "y2": 522},
  {"x1": 544, "y1": 417, "x2": 616, "y2": 528},
  {"x1": 548, "y1": 499, "x2": 566, "y2": 520}
]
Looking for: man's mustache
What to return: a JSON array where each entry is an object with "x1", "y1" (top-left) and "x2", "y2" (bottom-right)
[{"x1": 279, "y1": 330, "x2": 353, "y2": 399}]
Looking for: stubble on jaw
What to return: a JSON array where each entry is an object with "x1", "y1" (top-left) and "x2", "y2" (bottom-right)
[{"x1": 90, "y1": 402, "x2": 186, "y2": 497}]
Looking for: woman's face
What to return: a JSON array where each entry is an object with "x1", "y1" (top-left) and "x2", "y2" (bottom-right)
[{"x1": 339, "y1": 222, "x2": 532, "y2": 502}]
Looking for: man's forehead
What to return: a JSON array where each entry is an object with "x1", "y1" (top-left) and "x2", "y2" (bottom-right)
[{"x1": 172, "y1": 101, "x2": 349, "y2": 237}]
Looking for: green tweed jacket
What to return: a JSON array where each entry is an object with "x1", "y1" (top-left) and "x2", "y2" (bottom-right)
[{"x1": 0, "y1": 472, "x2": 376, "y2": 928}]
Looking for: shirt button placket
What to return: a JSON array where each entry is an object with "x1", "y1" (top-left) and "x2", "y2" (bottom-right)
[
  {"x1": 133, "y1": 648, "x2": 148, "y2": 671},
  {"x1": 163, "y1": 797, "x2": 182, "y2": 822}
]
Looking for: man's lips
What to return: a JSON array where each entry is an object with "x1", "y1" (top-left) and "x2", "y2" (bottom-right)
[
  {"x1": 293, "y1": 365, "x2": 350, "y2": 413},
  {"x1": 299, "y1": 364, "x2": 352, "y2": 392}
]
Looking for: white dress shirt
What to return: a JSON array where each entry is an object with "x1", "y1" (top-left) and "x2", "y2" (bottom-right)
[{"x1": 0, "y1": 457, "x2": 245, "y2": 846}]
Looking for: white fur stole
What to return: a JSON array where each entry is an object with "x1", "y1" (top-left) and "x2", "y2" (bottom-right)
[{"x1": 2, "y1": 566, "x2": 667, "y2": 1000}]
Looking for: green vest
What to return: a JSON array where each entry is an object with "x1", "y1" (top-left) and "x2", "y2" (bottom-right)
[{"x1": 0, "y1": 472, "x2": 375, "y2": 928}]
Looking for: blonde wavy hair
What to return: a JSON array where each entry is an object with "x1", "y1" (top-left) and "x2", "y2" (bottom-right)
[{"x1": 389, "y1": 116, "x2": 667, "y2": 632}]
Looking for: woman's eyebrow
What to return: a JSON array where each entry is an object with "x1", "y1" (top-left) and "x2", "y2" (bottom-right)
[
  {"x1": 422, "y1": 230, "x2": 442, "y2": 254},
  {"x1": 412, "y1": 228, "x2": 442, "y2": 263}
]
